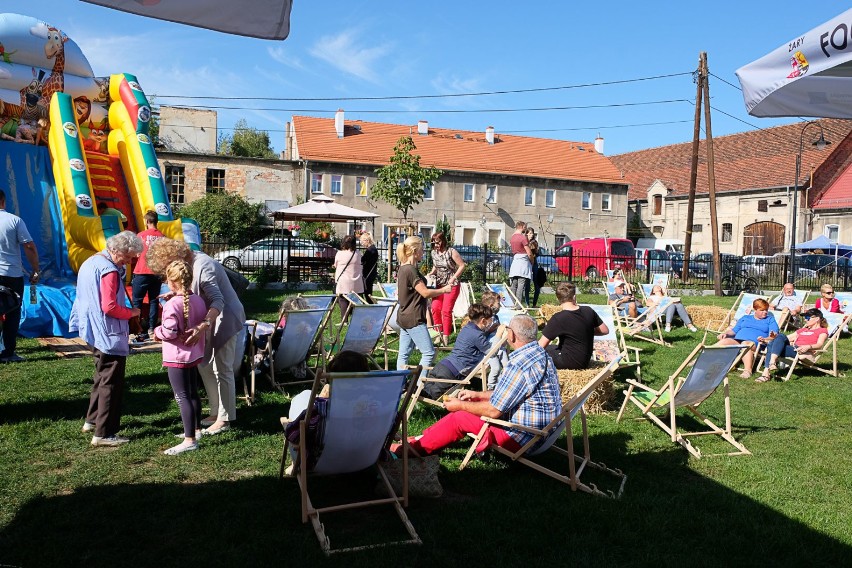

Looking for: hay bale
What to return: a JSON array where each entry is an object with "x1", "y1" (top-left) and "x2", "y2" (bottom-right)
[
  {"x1": 685, "y1": 305, "x2": 730, "y2": 329},
  {"x1": 540, "y1": 303, "x2": 561, "y2": 321},
  {"x1": 557, "y1": 362, "x2": 615, "y2": 415}
]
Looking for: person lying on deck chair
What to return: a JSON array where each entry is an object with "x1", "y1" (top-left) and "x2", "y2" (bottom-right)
[{"x1": 392, "y1": 314, "x2": 560, "y2": 457}]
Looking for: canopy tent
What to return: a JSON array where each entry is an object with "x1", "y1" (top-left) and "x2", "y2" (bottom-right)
[
  {"x1": 270, "y1": 195, "x2": 380, "y2": 224},
  {"x1": 81, "y1": 0, "x2": 293, "y2": 40},
  {"x1": 736, "y1": 9, "x2": 852, "y2": 118},
  {"x1": 793, "y1": 235, "x2": 852, "y2": 256}
]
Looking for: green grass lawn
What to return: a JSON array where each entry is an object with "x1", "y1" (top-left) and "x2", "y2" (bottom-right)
[{"x1": 1, "y1": 288, "x2": 851, "y2": 566}]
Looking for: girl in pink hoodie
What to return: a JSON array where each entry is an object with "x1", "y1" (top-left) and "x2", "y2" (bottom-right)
[{"x1": 155, "y1": 260, "x2": 208, "y2": 455}]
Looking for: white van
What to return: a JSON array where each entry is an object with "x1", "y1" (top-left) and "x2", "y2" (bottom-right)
[{"x1": 635, "y1": 238, "x2": 684, "y2": 253}]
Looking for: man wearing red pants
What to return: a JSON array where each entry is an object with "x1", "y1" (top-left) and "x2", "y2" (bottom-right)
[{"x1": 399, "y1": 314, "x2": 560, "y2": 456}]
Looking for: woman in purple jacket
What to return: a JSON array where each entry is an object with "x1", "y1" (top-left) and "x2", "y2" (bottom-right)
[{"x1": 155, "y1": 260, "x2": 208, "y2": 455}]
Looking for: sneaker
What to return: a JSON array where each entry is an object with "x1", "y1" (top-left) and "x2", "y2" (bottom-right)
[
  {"x1": 135, "y1": 333, "x2": 150, "y2": 343},
  {"x1": 0, "y1": 353, "x2": 25, "y2": 363},
  {"x1": 164, "y1": 441, "x2": 198, "y2": 455},
  {"x1": 91, "y1": 435, "x2": 130, "y2": 447},
  {"x1": 688, "y1": 325, "x2": 698, "y2": 332},
  {"x1": 664, "y1": 324, "x2": 671, "y2": 333},
  {"x1": 82, "y1": 421, "x2": 96, "y2": 433}
]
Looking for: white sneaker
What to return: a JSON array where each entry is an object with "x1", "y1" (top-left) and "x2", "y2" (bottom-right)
[
  {"x1": 688, "y1": 325, "x2": 698, "y2": 332},
  {"x1": 664, "y1": 324, "x2": 671, "y2": 333},
  {"x1": 81, "y1": 421, "x2": 96, "y2": 433},
  {"x1": 91, "y1": 435, "x2": 130, "y2": 447},
  {"x1": 164, "y1": 442, "x2": 198, "y2": 455}
]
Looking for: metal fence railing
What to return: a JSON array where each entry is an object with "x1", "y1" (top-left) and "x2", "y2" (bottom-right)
[{"x1": 199, "y1": 234, "x2": 852, "y2": 293}]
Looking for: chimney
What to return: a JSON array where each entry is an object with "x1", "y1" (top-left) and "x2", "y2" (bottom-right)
[
  {"x1": 485, "y1": 126, "x2": 495, "y2": 145},
  {"x1": 417, "y1": 120, "x2": 428, "y2": 135},
  {"x1": 334, "y1": 109, "x2": 344, "y2": 139},
  {"x1": 594, "y1": 135, "x2": 604, "y2": 154}
]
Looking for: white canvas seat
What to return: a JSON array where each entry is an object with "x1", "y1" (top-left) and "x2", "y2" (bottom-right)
[
  {"x1": 769, "y1": 312, "x2": 849, "y2": 381},
  {"x1": 327, "y1": 302, "x2": 395, "y2": 369}
]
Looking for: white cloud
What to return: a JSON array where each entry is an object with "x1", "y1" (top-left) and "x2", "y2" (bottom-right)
[
  {"x1": 429, "y1": 74, "x2": 484, "y2": 108},
  {"x1": 267, "y1": 46, "x2": 304, "y2": 70},
  {"x1": 308, "y1": 30, "x2": 391, "y2": 83}
]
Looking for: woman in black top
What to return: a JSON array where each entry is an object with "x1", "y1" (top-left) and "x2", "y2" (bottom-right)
[{"x1": 359, "y1": 232, "x2": 379, "y2": 303}]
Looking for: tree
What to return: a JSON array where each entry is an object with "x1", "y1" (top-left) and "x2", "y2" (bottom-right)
[
  {"x1": 218, "y1": 119, "x2": 276, "y2": 159},
  {"x1": 175, "y1": 192, "x2": 265, "y2": 243},
  {"x1": 371, "y1": 136, "x2": 442, "y2": 222}
]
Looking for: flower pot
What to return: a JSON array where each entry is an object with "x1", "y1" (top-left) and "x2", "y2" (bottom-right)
[{"x1": 291, "y1": 230, "x2": 300, "y2": 237}]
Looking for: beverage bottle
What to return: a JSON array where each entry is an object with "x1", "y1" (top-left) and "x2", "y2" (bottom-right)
[{"x1": 30, "y1": 284, "x2": 37, "y2": 304}]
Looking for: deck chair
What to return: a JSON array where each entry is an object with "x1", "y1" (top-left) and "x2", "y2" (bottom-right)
[
  {"x1": 327, "y1": 302, "x2": 395, "y2": 369},
  {"x1": 617, "y1": 344, "x2": 750, "y2": 459},
  {"x1": 831, "y1": 291, "x2": 852, "y2": 314},
  {"x1": 703, "y1": 292, "x2": 769, "y2": 338},
  {"x1": 459, "y1": 357, "x2": 626, "y2": 498},
  {"x1": 486, "y1": 282, "x2": 542, "y2": 321},
  {"x1": 581, "y1": 304, "x2": 641, "y2": 377},
  {"x1": 281, "y1": 368, "x2": 421, "y2": 555},
  {"x1": 619, "y1": 296, "x2": 671, "y2": 347},
  {"x1": 769, "y1": 312, "x2": 850, "y2": 382},
  {"x1": 378, "y1": 282, "x2": 398, "y2": 300},
  {"x1": 451, "y1": 282, "x2": 476, "y2": 333},
  {"x1": 262, "y1": 308, "x2": 329, "y2": 390},
  {"x1": 241, "y1": 319, "x2": 276, "y2": 405},
  {"x1": 406, "y1": 328, "x2": 509, "y2": 418}
]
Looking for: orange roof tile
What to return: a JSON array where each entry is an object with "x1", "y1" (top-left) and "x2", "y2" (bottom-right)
[
  {"x1": 610, "y1": 119, "x2": 852, "y2": 201},
  {"x1": 292, "y1": 115, "x2": 624, "y2": 184}
]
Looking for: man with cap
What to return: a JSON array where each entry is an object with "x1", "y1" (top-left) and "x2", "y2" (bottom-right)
[{"x1": 608, "y1": 280, "x2": 639, "y2": 318}]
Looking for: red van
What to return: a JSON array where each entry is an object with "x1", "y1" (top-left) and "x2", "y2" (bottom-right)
[{"x1": 555, "y1": 237, "x2": 635, "y2": 279}]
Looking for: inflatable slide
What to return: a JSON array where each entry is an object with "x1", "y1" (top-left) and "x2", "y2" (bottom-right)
[{"x1": 0, "y1": 12, "x2": 198, "y2": 337}]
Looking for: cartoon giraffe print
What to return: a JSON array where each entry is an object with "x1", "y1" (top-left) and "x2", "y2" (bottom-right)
[{"x1": 40, "y1": 26, "x2": 67, "y2": 105}]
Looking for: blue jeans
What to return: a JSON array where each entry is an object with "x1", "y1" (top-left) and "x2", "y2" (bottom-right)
[
  {"x1": 764, "y1": 334, "x2": 796, "y2": 368},
  {"x1": 397, "y1": 323, "x2": 435, "y2": 375}
]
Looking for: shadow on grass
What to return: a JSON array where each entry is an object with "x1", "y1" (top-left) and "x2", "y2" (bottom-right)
[{"x1": 2, "y1": 432, "x2": 850, "y2": 566}]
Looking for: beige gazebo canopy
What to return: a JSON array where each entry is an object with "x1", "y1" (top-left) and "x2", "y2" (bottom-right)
[{"x1": 270, "y1": 194, "x2": 380, "y2": 224}]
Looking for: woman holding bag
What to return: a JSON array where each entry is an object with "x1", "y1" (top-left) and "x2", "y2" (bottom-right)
[{"x1": 333, "y1": 235, "x2": 364, "y2": 321}]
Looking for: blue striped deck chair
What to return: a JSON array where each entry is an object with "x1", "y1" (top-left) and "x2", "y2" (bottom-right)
[
  {"x1": 460, "y1": 357, "x2": 626, "y2": 498},
  {"x1": 281, "y1": 367, "x2": 421, "y2": 554},
  {"x1": 617, "y1": 344, "x2": 750, "y2": 459}
]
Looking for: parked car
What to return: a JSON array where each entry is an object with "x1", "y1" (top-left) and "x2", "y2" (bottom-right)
[
  {"x1": 634, "y1": 248, "x2": 670, "y2": 274},
  {"x1": 453, "y1": 245, "x2": 487, "y2": 265},
  {"x1": 741, "y1": 255, "x2": 773, "y2": 276},
  {"x1": 485, "y1": 249, "x2": 557, "y2": 274},
  {"x1": 213, "y1": 237, "x2": 322, "y2": 271},
  {"x1": 773, "y1": 252, "x2": 852, "y2": 280},
  {"x1": 554, "y1": 238, "x2": 635, "y2": 279},
  {"x1": 691, "y1": 253, "x2": 741, "y2": 278}
]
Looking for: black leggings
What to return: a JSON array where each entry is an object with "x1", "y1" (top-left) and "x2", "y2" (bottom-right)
[{"x1": 168, "y1": 366, "x2": 202, "y2": 438}]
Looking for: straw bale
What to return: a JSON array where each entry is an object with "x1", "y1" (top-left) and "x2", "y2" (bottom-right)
[
  {"x1": 557, "y1": 362, "x2": 615, "y2": 415},
  {"x1": 685, "y1": 305, "x2": 729, "y2": 329},
  {"x1": 539, "y1": 304, "x2": 561, "y2": 321}
]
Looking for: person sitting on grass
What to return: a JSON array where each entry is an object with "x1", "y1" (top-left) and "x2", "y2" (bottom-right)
[
  {"x1": 756, "y1": 308, "x2": 829, "y2": 383},
  {"x1": 420, "y1": 303, "x2": 499, "y2": 400},
  {"x1": 717, "y1": 297, "x2": 779, "y2": 378},
  {"x1": 391, "y1": 314, "x2": 559, "y2": 458},
  {"x1": 645, "y1": 284, "x2": 698, "y2": 333},
  {"x1": 538, "y1": 281, "x2": 609, "y2": 370},
  {"x1": 608, "y1": 280, "x2": 640, "y2": 318}
]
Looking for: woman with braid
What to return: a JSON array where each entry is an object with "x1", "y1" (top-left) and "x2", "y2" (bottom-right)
[{"x1": 154, "y1": 260, "x2": 208, "y2": 455}]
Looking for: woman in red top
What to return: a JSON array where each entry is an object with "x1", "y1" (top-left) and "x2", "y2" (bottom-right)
[
  {"x1": 814, "y1": 283, "x2": 842, "y2": 313},
  {"x1": 757, "y1": 308, "x2": 829, "y2": 382}
]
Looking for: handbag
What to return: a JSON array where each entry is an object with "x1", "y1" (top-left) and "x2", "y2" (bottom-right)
[
  {"x1": 222, "y1": 265, "x2": 250, "y2": 296},
  {"x1": 380, "y1": 454, "x2": 443, "y2": 498}
]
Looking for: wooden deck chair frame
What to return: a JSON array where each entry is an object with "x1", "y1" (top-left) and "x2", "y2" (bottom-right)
[
  {"x1": 405, "y1": 328, "x2": 509, "y2": 418},
  {"x1": 459, "y1": 357, "x2": 626, "y2": 498},
  {"x1": 281, "y1": 367, "x2": 422, "y2": 555},
  {"x1": 240, "y1": 320, "x2": 274, "y2": 405},
  {"x1": 581, "y1": 304, "x2": 641, "y2": 378},
  {"x1": 299, "y1": 293, "x2": 338, "y2": 345},
  {"x1": 486, "y1": 282, "x2": 542, "y2": 321},
  {"x1": 766, "y1": 313, "x2": 849, "y2": 382},
  {"x1": 618, "y1": 296, "x2": 671, "y2": 347},
  {"x1": 327, "y1": 302, "x2": 395, "y2": 369},
  {"x1": 264, "y1": 308, "x2": 330, "y2": 390},
  {"x1": 702, "y1": 291, "x2": 769, "y2": 339},
  {"x1": 617, "y1": 343, "x2": 750, "y2": 459}
]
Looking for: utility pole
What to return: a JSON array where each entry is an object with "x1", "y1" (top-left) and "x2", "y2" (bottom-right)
[
  {"x1": 682, "y1": 53, "x2": 703, "y2": 283},
  {"x1": 701, "y1": 52, "x2": 723, "y2": 296}
]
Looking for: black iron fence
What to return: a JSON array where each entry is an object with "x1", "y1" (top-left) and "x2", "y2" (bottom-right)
[{"x1": 200, "y1": 235, "x2": 852, "y2": 293}]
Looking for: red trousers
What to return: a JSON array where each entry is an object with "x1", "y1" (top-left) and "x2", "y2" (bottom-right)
[
  {"x1": 410, "y1": 410, "x2": 522, "y2": 456},
  {"x1": 430, "y1": 284, "x2": 461, "y2": 337}
]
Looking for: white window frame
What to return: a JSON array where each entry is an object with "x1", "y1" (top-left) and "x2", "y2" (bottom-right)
[
  {"x1": 330, "y1": 174, "x2": 342, "y2": 195},
  {"x1": 601, "y1": 193, "x2": 612, "y2": 211},
  {"x1": 485, "y1": 185, "x2": 497, "y2": 204},
  {"x1": 524, "y1": 187, "x2": 535, "y2": 207},
  {"x1": 581, "y1": 192, "x2": 592, "y2": 210},
  {"x1": 423, "y1": 182, "x2": 434, "y2": 201},
  {"x1": 311, "y1": 173, "x2": 323, "y2": 194},
  {"x1": 545, "y1": 189, "x2": 556, "y2": 208},
  {"x1": 825, "y1": 224, "x2": 840, "y2": 243},
  {"x1": 463, "y1": 183, "x2": 475, "y2": 203},
  {"x1": 419, "y1": 224, "x2": 435, "y2": 242}
]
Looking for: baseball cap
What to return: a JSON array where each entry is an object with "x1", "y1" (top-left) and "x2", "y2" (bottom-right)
[{"x1": 803, "y1": 308, "x2": 822, "y2": 319}]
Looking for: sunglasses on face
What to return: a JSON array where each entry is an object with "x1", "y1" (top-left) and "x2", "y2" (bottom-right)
[{"x1": 825, "y1": 291, "x2": 835, "y2": 295}]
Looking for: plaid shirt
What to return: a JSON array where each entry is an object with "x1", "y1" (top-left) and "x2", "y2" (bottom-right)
[{"x1": 490, "y1": 341, "x2": 561, "y2": 447}]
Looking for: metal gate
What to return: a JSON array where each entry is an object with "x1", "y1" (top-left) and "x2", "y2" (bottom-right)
[{"x1": 742, "y1": 221, "x2": 785, "y2": 256}]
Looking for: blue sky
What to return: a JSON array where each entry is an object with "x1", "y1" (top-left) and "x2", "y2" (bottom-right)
[{"x1": 6, "y1": 1, "x2": 848, "y2": 156}]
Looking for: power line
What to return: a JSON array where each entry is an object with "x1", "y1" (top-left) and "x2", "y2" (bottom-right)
[{"x1": 152, "y1": 72, "x2": 693, "y2": 102}]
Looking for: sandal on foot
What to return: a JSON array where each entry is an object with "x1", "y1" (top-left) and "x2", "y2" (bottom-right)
[
  {"x1": 755, "y1": 374, "x2": 772, "y2": 383},
  {"x1": 767, "y1": 364, "x2": 777, "y2": 372}
]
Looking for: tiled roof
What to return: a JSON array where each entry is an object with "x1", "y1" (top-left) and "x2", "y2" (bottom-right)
[
  {"x1": 813, "y1": 166, "x2": 852, "y2": 210},
  {"x1": 291, "y1": 115, "x2": 624, "y2": 184},
  {"x1": 610, "y1": 118, "x2": 852, "y2": 201}
]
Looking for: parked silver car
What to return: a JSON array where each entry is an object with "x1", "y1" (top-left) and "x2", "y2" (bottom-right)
[{"x1": 213, "y1": 237, "x2": 320, "y2": 271}]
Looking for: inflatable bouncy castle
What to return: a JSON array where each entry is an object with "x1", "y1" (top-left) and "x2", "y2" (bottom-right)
[{"x1": 0, "y1": 12, "x2": 199, "y2": 337}]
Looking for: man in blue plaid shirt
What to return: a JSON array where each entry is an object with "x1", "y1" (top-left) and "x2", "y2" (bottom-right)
[{"x1": 397, "y1": 314, "x2": 561, "y2": 456}]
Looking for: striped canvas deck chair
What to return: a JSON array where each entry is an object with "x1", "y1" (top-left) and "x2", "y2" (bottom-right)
[
  {"x1": 280, "y1": 368, "x2": 421, "y2": 555},
  {"x1": 617, "y1": 344, "x2": 750, "y2": 459},
  {"x1": 773, "y1": 312, "x2": 850, "y2": 382},
  {"x1": 327, "y1": 302, "x2": 395, "y2": 369},
  {"x1": 264, "y1": 308, "x2": 329, "y2": 390},
  {"x1": 406, "y1": 328, "x2": 509, "y2": 418},
  {"x1": 581, "y1": 303, "x2": 641, "y2": 377},
  {"x1": 300, "y1": 293, "x2": 338, "y2": 343},
  {"x1": 620, "y1": 296, "x2": 671, "y2": 347},
  {"x1": 459, "y1": 357, "x2": 626, "y2": 498}
]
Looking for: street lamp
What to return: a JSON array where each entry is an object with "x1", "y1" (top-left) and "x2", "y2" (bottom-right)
[{"x1": 790, "y1": 121, "x2": 831, "y2": 283}]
